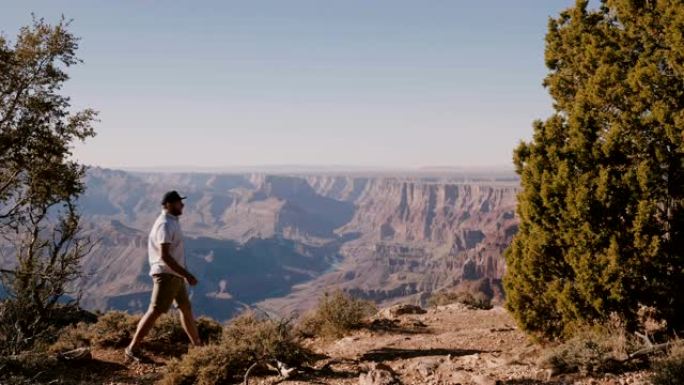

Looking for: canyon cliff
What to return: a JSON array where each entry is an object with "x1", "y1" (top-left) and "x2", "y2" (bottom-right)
[{"x1": 76, "y1": 168, "x2": 519, "y2": 320}]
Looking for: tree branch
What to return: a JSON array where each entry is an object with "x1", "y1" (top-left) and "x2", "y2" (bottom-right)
[{"x1": 243, "y1": 362, "x2": 259, "y2": 385}]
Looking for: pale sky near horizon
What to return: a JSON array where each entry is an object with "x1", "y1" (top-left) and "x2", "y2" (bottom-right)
[{"x1": 1, "y1": 1, "x2": 585, "y2": 170}]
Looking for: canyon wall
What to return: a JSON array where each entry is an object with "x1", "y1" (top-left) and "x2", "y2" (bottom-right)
[{"x1": 76, "y1": 168, "x2": 519, "y2": 319}]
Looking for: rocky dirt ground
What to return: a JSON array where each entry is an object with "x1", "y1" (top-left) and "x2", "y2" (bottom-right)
[{"x1": 45, "y1": 304, "x2": 653, "y2": 385}]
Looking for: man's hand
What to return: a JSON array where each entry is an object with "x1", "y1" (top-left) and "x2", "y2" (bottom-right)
[
  {"x1": 185, "y1": 273, "x2": 198, "y2": 286},
  {"x1": 161, "y1": 243, "x2": 197, "y2": 285}
]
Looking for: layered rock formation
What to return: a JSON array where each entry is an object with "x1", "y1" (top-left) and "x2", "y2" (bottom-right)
[
  {"x1": 259, "y1": 178, "x2": 519, "y2": 314},
  {"x1": 76, "y1": 168, "x2": 519, "y2": 320}
]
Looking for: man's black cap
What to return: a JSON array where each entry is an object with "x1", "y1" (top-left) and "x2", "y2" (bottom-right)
[{"x1": 161, "y1": 190, "x2": 187, "y2": 205}]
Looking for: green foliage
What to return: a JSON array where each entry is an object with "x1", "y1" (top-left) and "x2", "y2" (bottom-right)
[
  {"x1": 160, "y1": 311, "x2": 310, "y2": 385},
  {"x1": 651, "y1": 342, "x2": 684, "y2": 385},
  {"x1": 297, "y1": 290, "x2": 377, "y2": 339},
  {"x1": 0, "y1": 17, "x2": 97, "y2": 354},
  {"x1": 504, "y1": 0, "x2": 684, "y2": 339},
  {"x1": 428, "y1": 290, "x2": 493, "y2": 310}
]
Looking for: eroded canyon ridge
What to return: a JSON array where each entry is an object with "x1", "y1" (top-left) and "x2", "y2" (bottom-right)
[{"x1": 77, "y1": 168, "x2": 519, "y2": 320}]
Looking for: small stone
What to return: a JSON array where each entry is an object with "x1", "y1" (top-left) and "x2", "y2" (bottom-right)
[
  {"x1": 359, "y1": 368, "x2": 398, "y2": 385},
  {"x1": 471, "y1": 374, "x2": 499, "y2": 385},
  {"x1": 378, "y1": 304, "x2": 427, "y2": 318},
  {"x1": 56, "y1": 347, "x2": 92, "y2": 361},
  {"x1": 413, "y1": 357, "x2": 442, "y2": 378}
]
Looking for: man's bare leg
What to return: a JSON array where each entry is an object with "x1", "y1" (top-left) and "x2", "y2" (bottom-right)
[
  {"x1": 128, "y1": 308, "x2": 163, "y2": 351},
  {"x1": 178, "y1": 303, "x2": 202, "y2": 346}
]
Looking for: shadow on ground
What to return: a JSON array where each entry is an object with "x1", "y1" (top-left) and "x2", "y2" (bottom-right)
[
  {"x1": 360, "y1": 347, "x2": 490, "y2": 362},
  {"x1": 502, "y1": 380, "x2": 565, "y2": 385},
  {"x1": 366, "y1": 318, "x2": 433, "y2": 335},
  {"x1": 26, "y1": 359, "x2": 148, "y2": 385}
]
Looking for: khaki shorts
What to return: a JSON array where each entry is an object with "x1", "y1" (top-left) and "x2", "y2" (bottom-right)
[{"x1": 149, "y1": 273, "x2": 190, "y2": 312}]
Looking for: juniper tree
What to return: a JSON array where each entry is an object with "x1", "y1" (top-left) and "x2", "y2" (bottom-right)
[
  {"x1": 0, "y1": 17, "x2": 96, "y2": 353},
  {"x1": 504, "y1": 0, "x2": 684, "y2": 339}
]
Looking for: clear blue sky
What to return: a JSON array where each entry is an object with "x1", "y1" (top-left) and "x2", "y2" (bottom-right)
[{"x1": 1, "y1": 1, "x2": 582, "y2": 170}]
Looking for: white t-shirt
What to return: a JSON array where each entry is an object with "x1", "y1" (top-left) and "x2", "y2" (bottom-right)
[{"x1": 148, "y1": 210, "x2": 185, "y2": 277}]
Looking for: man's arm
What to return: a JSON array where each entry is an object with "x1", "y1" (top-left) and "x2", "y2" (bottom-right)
[{"x1": 160, "y1": 243, "x2": 198, "y2": 285}]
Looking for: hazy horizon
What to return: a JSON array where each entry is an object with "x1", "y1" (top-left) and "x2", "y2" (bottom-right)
[
  {"x1": 1, "y1": 1, "x2": 588, "y2": 169},
  {"x1": 112, "y1": 162, "x2": 516, "y2": 172}
]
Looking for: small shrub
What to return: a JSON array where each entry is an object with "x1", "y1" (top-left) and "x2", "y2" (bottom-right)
[
  {"x1": 538, "y1": 319, "x2": 636, "y2": 376},
  {"x1": 197, "y1": 316, "x2": 223, "y2": 344},
  {"x1": 296, "y1": 311, "x2": 322, "y2": 339},
  {"x1": 0, "y1": 300, "x2": 96, "y2": 355},
  {"x1": 159, "y1": 311, "x2": 310, "y2": 385},
  {"x1": 143, "y1": 313, "x2": 190, "y2": 355},
  {"x1": 49, "y1": 310, "x2": 224, "y2": 354},
  {"x1": 161, "y1": 344, "x2": 235, "y2": 385},
  {"x1": 148, "y1": 313, "x2": 187, "y2": 343},
  {"x1": 428, "y1": 290, "x2": 493, "y2": 310},
  {"x1": 651, "y1": 342, "x2": 684, "y2": 385},
  {"x1": 221, "y1": 311, "x2": 310, "y2": 367},
  {"x1": 0, "y1": 352, "x2": 59, "y2": 379},
  {"x1": 48, "y1": 322, "x2": 91, "y2": 353},
  {"x1": 146, "y1": 314, "x2": 223, "y2": 354},
  {"x1": 296, "y1": 290, "x2": 377, "y2": 339},
  {"x1": 540, "y1": 334, "x2": 614, "y2": 375},
  {"x1": 88, "y1": 311, "x2": 139, "y2": 348}
]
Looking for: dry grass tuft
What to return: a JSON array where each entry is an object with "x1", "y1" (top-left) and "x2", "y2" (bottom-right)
[
  {"x1": 160, "y1": 311, "x2": 311, "y2": 385},
  {"x1": 146, "y1": 314, "x2": 223, "y2": 353},
  {"x1": 49, "y1": 310, "x2": 224, "y2": 355},
  {"x1": 538, "y1": 315, "x2": 638, "y2": 376},
  {"x1": 48, "y1": 322, "x2": 92, "y2": 353},
  {"x1": 651, "y1": 341, "x2": 684, "y2": 385},
  {"x1": 428, "y1": 290, "x2": 493, "y2": 310},
  {"x1": 296, "y1": 290, "x2": 377, "y2": 339},
  {"x1": 88, "y1": 311, "x2": 140, "y2": 348}
]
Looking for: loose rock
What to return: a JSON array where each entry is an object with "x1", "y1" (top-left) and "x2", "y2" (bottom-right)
[{"x1": 378, "y1": 304, "x2": 427, "y2": 318}]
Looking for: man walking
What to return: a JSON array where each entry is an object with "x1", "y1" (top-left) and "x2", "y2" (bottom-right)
[{"x1": 125, "y1": 191, "x2": 201, "y2": 361}]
